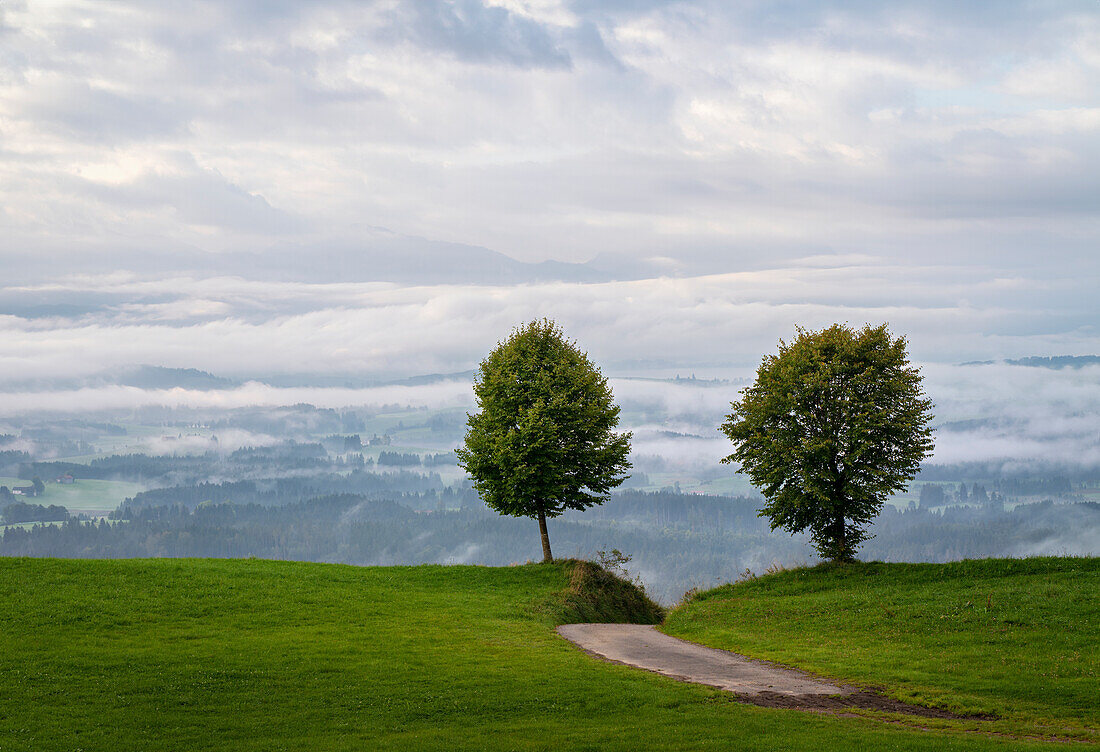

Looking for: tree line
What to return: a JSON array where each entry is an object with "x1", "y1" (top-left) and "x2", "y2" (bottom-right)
[{"x1": 3, "y1": 490, "x2": 1094, "y2": 604}]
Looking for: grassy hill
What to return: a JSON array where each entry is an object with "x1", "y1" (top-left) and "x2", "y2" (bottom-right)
[
  {"x1": 665, "y1": 557, "x2": 1099, "y2": 742},
  {"x1": 0, "y1": 558, "x2": 1091, "y2": 751}
]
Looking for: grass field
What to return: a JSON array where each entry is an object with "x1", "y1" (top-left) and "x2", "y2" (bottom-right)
[
  {"x1": 0, "y1": 558, "x2": 1084, "y2": 751},
  {"x1": 664, "y1": 557, "x2": 1100, "y2": 742},
  {"x1": 0, "y1": 476, "x2": 146, "y2": 515}
]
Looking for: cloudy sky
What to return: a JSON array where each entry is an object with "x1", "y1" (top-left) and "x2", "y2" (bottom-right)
[{"x1": 1, "y1": 0, "x2": 1098, "y2": 382}]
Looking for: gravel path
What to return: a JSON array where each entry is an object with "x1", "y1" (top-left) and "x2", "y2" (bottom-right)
[
  {"x1": 556, "y1": 623, "x2": 849, "y2": 696},
  {"x1": 557, "y1": 624, "x2": 975, "y2": 718}
]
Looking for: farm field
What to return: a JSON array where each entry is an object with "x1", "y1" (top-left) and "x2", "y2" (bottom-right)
[
  {"x1": 0, "y1": 476, "x2": 146, "y2": 515},
  {"x1": 0, "y1": 557, "x2": 1084, "y2": 751}
]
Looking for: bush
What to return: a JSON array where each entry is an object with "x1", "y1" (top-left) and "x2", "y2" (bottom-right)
[{"x1": 542, "y1": 559, "x2": 664, "y2": 625}]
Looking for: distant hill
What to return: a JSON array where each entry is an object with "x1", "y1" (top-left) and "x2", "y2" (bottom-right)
[
  {"x1": 220, "y1": 229, "x2": 608, "y2": 285},
  {"x1": 614, "y1": 374, "x2": 745, "y2": 387},
  {"x1": 0, "y1": 226, "x2": 611, "y2": 288},
  {"x1": 1006, "y1": 355, "x2": 1100, "y2": 369},
  {"x1": 116, "y1": 365, "x2": 240, "y2": 390},
  {"x1": 250, "y1": 370, "x2": 477, "y2": 389},
  {"x1": 961, "y1": 355, "x2": 1100, "y2": 369},
  {"x1": 0, "y1": 365, "x2": 243, "y2": 393}
]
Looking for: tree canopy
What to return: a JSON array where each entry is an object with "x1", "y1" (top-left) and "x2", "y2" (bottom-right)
[
  {"x1": 720, "y1": 323, "x2": 934, "y2": 561},
  {"x1": 456, "y1": 320, "x2": 632, "y2": 562}
]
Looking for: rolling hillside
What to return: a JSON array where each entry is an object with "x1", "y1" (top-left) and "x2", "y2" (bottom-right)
[
  {"x1": 1, "y1": 558, "x2": 1090, "y2": 751},
  {"x1": 665, "y1": 558, "x2": 1100, "y2": 742}
]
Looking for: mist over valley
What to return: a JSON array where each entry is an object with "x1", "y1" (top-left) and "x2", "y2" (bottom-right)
[{"x1": 4, "y1": 357, "x2": 1097, "y2": 603}]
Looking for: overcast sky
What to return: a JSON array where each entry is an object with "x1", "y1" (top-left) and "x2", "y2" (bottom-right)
[
  {"x1": 4, "y1": 0, "x2": 1098, "y2": 262},
  {"x1": 1, "y1": 0, "x2": 1098, "y2": 381}
]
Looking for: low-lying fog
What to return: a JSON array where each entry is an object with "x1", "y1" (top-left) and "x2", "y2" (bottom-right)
[
  {"x1": 2, "y1": 362, "x2": 1098, "y2": 473},
  {"x1": 3, "y1": 268, "x2": 1098, "y2": 602}
]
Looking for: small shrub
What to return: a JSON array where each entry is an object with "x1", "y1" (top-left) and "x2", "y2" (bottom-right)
[
  {"x1": 594, "y1": 548, "x2": 646, "y2": 591},
  {"x1": 677, "y1": 586, "x2": 701, "y2": 606},
  {"x1": 736, "y1": 560, "x2": 790, "y2": 583},
  {"x1": 542, "y1": 559, "x2": 664, "y2": 625}
]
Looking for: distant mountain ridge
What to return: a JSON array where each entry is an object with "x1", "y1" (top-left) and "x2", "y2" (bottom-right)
[
  {"x1": 961, "y1": 355, "x2": 1100, "y2": 369},
  {"x1": 1007, "y1": 355, "x2": 1100, "y2": 369},
  {"x1": 0, "y1": 226, "x2": 610, "y2": 288},
  {"x1": 239, "y1": 232, "x2": 610, "y2": 285},
  {"x1": 116, "y1": 366, "x2": 240, "y2": 391}
]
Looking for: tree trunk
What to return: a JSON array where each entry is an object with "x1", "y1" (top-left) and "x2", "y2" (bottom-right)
[
  {"x1": 537, "y1": 509, "x2": 553, "y2": 563},
  {"x1": 832, "y1": 515, "x2": 849, "y2": 562}
]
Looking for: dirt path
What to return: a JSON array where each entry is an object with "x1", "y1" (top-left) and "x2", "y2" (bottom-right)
[{"x1": 556, "y1": 624, "x2": 967, "y2": 718}]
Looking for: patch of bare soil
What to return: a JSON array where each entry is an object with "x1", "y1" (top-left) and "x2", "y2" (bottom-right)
[{"x1": 738, "y1": 689, "x2": 989, "y2": 719}]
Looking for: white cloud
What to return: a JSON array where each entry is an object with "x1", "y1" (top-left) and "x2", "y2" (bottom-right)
[
  {"x1": 0, "y1": 381, "x2": 475, "y2": 415},
  {"x1": 0, "y1": 1, "x2": 1095, "y2": 263},
  {"x1": 135, "y1": 429, "x2": 282, "y2": 456},
  {"x1": 0, "y1": 261, "x2": 1096, "y2": 385},
  {"x1": 0, "y1": 0, "x2": 1096, "y2": 472}
]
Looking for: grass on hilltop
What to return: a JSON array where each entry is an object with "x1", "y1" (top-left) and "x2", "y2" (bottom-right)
[
  {"x1": 0, "y1": 557, "x2": 1087, "y2": 751},
  {"x1": 664, "y1": 557, "x2": 1100, "y2": 742}
]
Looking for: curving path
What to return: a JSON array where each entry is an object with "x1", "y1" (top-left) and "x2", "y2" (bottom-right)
[
  {"x1": 557, "y1": 623, "x2": 848, "y2": 697},
  {"x1": 563, "y1": 620, "x2": 985, "y2": 721},
  {"x1": 557, "y1": 624, "x2": 972, "y2": 718}
]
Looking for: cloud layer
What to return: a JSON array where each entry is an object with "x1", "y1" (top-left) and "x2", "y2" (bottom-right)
[
  {"x1": 0, "y1": 262, "x2": 1096, "y2": 385},
  {"x1": 1, "y1": 363, "x2": 1097, "y2": 469},
  {"x1": 1, "y1": 1, "x2": 1097, "y2": 471},
  {"x1": 1, "y1": 0, "x2": 1097, "y2": 269}
]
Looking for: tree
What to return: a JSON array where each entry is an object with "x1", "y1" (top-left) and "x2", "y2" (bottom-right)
[
  {"x1": 919, "y1": 483, "x2": 947, "y2": 508},
  {"x1": 720, "y1": 324, "x2": 934, "y2": 561},
  {"x1": 31, "y1": 476, "x2": 45, "y2": 497},
  {"x1": 457, "y1": 320, "x2": 632, "y2": 562}
]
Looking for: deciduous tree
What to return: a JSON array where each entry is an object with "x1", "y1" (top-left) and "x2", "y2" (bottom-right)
[
  {"x1": 720, "y1": 324, "x2": 934, "y2": 561},
  {"x1": 457, "y1": 320, "x2": 632, "y2": 562}
]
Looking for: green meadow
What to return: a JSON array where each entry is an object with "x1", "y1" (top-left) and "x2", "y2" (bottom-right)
[
  {"x1": 0, "y1": 476, "x2": 146, "y2": 515},
  {"x1": 3, "y1": 557, "x2": 1093, "y2": 750},
  {"x1": 665, "y1": 557, "x2": 1100, "y2": 742}
]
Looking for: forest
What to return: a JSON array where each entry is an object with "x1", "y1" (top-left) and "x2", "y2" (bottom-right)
[
  {"x1": 2, "y1": 391, "x2": 1097, "y2": 603},
  {"x1": 3, "y1": 486, "x2": 1096, "y2": 603}
]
